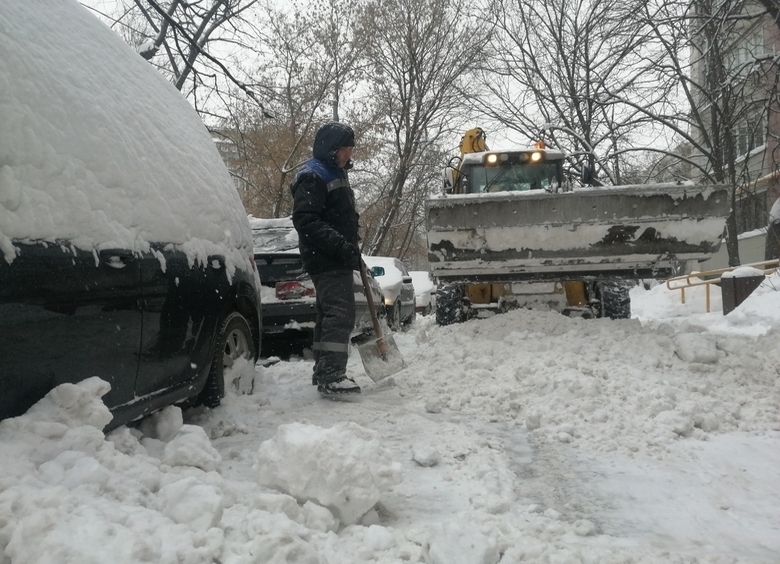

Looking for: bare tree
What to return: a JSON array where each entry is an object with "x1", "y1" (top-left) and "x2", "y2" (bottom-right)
[
  {"x1": 218, "y1": 0, "x2": 367, "y2": 218},
  {"x1": 476, "y1": 0, "x2": 665, "y2": 186},
  {"x1": 82, "y1": 0, "x2": 269, "y2": 119},
  {"x1": 354, "y1": 0, "x2": 496, "y2": 258},
  {"x1": 618, "y1": 0, "x2": 780, "y2": 265}
]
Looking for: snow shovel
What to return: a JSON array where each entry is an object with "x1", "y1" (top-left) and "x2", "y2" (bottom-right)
[{"x1": 357, "y1": 260, "x2": 406, "y2": 382}]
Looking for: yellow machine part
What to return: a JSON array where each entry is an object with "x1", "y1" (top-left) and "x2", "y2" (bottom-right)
[
  {"x1": 467, "y1": 283, "x2": 506, "y2": 304},
  {"x1": 563, "y1": 281, "x2": 588, "y2": 306},
  {"x1": 460, "y1": 128, "x2": 488, "y2": 154}
]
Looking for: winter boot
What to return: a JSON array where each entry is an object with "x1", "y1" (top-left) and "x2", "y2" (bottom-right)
[{"x1": 317, "y1": 376, "x2": 361, "y2": 395}]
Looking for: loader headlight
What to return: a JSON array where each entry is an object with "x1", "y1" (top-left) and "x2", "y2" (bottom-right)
[
  {"x1": 483, "y1": 153, "x2": 509, "y2": 166},
  {"x1": 530, "y1": 151, "x2": 543, "y2": 162}
]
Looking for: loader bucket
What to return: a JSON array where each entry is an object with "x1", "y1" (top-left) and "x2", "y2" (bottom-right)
[{"x1": 426, "y1": 184, "x2": 731, "y2": 283}]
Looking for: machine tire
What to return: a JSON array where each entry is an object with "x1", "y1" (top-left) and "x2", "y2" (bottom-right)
[
  {"x1": 436, "y1": 284, "x2": 466, "y2": 326},
  {"x1": 598, "y1": 281, "x2": 632, "y2": 320},
  {"x1": 198, "y1": 311, "x2": 255, "y2": 408}
]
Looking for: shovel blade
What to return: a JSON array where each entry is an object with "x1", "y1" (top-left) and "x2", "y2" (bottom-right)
[{"x1": 357, "y1": 334, "x2": 405, "y2": 382}]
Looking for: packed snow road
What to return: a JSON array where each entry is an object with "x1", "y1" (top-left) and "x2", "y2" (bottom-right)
[
  {"x1": 188, "y1": 282, "x2": 780, "y2": 563},
  {"x1": 1, "y1": 282, "x2": 779, "y2": 563}
]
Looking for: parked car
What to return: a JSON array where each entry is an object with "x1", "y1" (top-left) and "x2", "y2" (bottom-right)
[
  {"x1": 250, "y1": 217, "x2": 385, "y2": 356},
  {"x1": 362, "y1": 256, "x2": 417, "y2": 330},
  {"x1": 0, "y1": 1, "x2": 261, "y2": 431},
  {"x1": 409, "y1": 271, "x2": 437, "y2": 315}
]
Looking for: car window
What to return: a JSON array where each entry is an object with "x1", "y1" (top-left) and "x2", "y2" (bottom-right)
[{"x1": 252, "y1": 228, "x2": 299, "y2": 253}]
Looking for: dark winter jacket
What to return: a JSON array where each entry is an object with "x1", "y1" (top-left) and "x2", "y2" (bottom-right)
[{"x1": 291, "y1": 157, "x2": 360, "y2": 276}]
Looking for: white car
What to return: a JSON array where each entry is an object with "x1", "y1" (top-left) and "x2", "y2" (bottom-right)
[
  {"x1": 362, "y1": 256, "x2": 416, "y2": 330},
  {"x1": 409, "y1": 271, "x2": 437, "y2": 315}
]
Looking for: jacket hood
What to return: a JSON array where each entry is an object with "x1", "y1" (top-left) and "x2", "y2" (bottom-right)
[{"x1": 312, "y1": 122, "x2": 355, "y2": 167}]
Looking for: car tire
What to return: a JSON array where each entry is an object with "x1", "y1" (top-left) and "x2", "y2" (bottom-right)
[
  {"x1": 198, "y1": 311, "x2": 255, "y2": 408},
  {"x1": 389, "y1": 301, "x2": 402, "y2": 331},
  {"x1": 598, "y1": 281, "x2": 632, "y2": 320},
  {"x1": 435, "y1": 284, "x2": 467, "y2": 326}
]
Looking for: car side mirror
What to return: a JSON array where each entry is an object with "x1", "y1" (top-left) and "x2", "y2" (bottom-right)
[{"x1": 370, "y1": 266, "x2": 385, "y2": 277}]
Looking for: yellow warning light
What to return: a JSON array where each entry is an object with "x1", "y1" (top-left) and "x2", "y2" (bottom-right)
[{"x1": 535, "y1": 140, "x2": 546, "y2": 149}]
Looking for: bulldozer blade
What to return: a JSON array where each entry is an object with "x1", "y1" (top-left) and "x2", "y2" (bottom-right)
[
  {"x1": 426, "y1": 184, "x2": 731, "y2": 283},
  {"x1": 357, "y1": 334, "x2": 406, "y2": 382}
]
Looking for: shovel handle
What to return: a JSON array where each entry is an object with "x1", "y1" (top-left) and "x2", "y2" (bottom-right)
[{"x1": 360, "y1": 260, "x2": 389, "y2": 357}]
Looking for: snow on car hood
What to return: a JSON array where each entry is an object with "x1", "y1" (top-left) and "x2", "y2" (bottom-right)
[{"x1": 0, "y1": 0, "x2": 253, "y2": 278}]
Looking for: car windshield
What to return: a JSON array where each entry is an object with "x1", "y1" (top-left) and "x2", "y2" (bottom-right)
[
  {"x1": 252, "y1": 228, "x2": 299, "y2": 253},
  {"x1": 464, "y1": 162, "x2": 561, "y2": 194}
]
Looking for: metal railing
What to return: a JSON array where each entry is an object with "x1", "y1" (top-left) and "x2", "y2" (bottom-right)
[{"x1": 665, "y1": 259, "x2": 780, "y2": 313}]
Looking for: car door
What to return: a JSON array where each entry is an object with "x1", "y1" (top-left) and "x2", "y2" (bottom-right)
[
  {"x1": 0, "y1": 243, "x2": 143, "y2": 419},
  {"x1": 134, "y1": 246, "x2": 227, "y2": 400}
]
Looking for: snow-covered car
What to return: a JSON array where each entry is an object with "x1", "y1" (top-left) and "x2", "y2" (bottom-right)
[
  {"x1": 251, "y1": 217, "x2": 385, "y2": 356},
  {"x1": 409, "y1": 270, "x2": 437, "y2": 315},
  {"x1": 0, "y1": 1, "x2": 261, "y2": 430},
  {"x1": 362, "y1": 256, "x2": 416, "y2": 330}
]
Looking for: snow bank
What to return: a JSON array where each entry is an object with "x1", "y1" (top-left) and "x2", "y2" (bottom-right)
[
  {"x1": 401, "y1": 298, "x2": 780, "y2": 460},
  {"x1": 255, "y1": 422, "x2": 403, "y2": 525}
]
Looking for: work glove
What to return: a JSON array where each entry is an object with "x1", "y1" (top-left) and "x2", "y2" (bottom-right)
[{"x1": 339, "y1": 240, "x2": 361, "y2": 270}]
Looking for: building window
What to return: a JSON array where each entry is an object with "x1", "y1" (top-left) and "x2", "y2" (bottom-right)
[
  {"x1": 735, "y1": 189, "x2": 769, "y2": 233},
  {"x1": 735, "y1": 112, "x2": 765, "y2": 157},
  {"x1": 726, "y1": 25, "x2": 764, "y2": 74}
]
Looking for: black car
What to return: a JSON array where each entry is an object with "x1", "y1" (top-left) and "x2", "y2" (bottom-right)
[
  {"x1": 0, "y1": 1, "x2": 261, "y2": 430},
  {"x1": 251, "y1": 217, "x2": 385, "y2": 356}
]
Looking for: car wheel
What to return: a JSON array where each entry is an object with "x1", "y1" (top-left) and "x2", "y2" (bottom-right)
[
  {"x1": 198, "y1": 311, "x2": 255, "y2": 408},
  {"x1": 389, "y1": 301, "x2": 402, "y2": 331}
]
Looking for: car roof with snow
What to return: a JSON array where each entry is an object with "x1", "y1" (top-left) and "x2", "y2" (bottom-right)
[
  {"x1": 249, "y1": 216, "x2": 299, "y2": 254},
  {"x1": 0, "y1": 1, "x2": 252, "y2": 274}
]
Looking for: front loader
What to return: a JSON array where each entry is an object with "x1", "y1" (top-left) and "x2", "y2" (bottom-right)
[{"x1": 426, "y1": 128, "x2": 731, "y2": 324}]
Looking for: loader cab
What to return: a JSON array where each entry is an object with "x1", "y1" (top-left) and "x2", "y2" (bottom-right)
[{"x1": 457, "y1": 149, "x2": 566, "y2": 195}]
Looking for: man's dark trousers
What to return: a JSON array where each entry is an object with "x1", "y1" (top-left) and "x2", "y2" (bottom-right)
[{"x1": 311, "y1": 269, "x2": 355, "y2": 384}]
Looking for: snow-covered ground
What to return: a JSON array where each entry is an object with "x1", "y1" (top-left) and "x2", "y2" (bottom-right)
[{"x1": 2, "y1": 275, "x2": 780, "y2": 563}]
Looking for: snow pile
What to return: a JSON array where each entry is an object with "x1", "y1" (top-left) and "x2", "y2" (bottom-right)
[
  {"x1": 1, "y1": 276, "x2": 780, "y2": 561},
  {"x1": 400, "y1": 289, "x2": 780, "y2": 460},
  {"x1": 721, "y1": 273, "x2": 780, "y2": 332},
  {"x1": 0, "y1": 381, "x2": 329, "y2": 563},
  {"x1": 0, "y1": 383, "x2": 231, "y2": 563},
  {"x1": 256, "y1": 422, "x2": 403, "y2": 524},
  {"x1": 0, "y1": 0, "x2": 252, "y2": 276},
  {"x1": 721, "y1": 265, "x2": 766, "y2": 278},
  {"x1": 423, "y1": 520, "x2": 499, "y2": 564}
]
